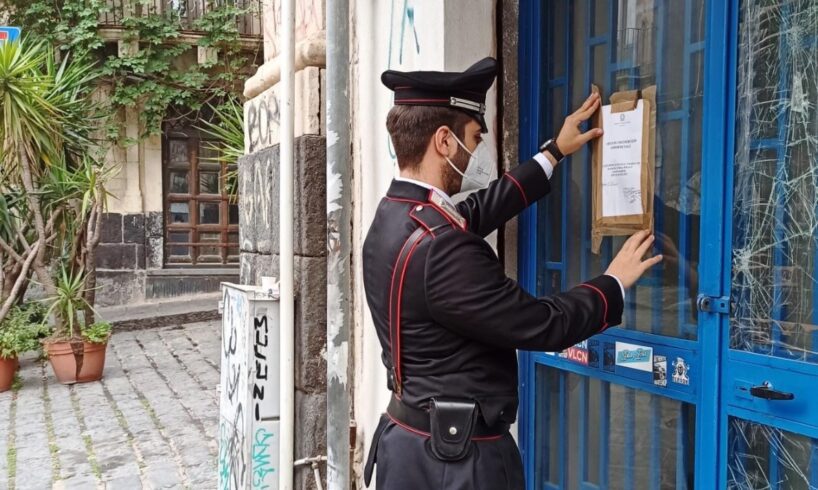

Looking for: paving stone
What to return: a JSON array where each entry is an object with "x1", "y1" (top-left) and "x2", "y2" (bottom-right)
[
  {"x1": 103, "y1": 473, "x2": 144, "y2": 489},
  {"x1": 58, "y1": 475, "x2": 99, "y2": 489},
  {"x1": 6, "y1": 321, "x2": 222, "y2": 489},
  {"x1": 14, "y1": 362, "x2": 52, "y2": 489},
  {"x1": 47, "y1": 383, "x2": 96, "y2": 484},
  {"x1": 111, "y1": 329, "x2": 215, "y2": 480},
  {"x1": 0, "y1": 388, "x2": 10, "y2": 485},
  {"x1": 145, "y1": 462, "x2": 186, "y2": 489},
  {"x1": 72, "y1": 379, "x2": 137, "y2": 485}
]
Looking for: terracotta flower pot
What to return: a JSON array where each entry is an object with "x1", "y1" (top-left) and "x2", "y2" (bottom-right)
[
  {"x1": 0, "y1": 356, "x2": 18, "y2": 392},
  {"x1": 45, "y1": 340, "x2": 107, "y2": 384}
]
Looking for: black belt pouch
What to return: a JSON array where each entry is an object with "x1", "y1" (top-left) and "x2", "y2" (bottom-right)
[{"x1": 429, "y1": 398, "x2": 478, "y2": 462}]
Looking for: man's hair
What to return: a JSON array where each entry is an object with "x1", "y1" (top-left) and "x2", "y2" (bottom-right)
[{"x1": 386, "y1": 105, "x2": 474, "y2": 171}]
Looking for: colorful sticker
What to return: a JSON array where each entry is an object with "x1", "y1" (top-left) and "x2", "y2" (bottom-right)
[
  {"x1": 564, "y1": 341, "x2": 589, "y2": 365},
  {"x1": 615, "y1": 342, "x2": 654, "y2": 372},
  {"x1": 672, "y1": 357, "x2": 690, "y2": 385},
  {"x1": 653, "y1": 355, "x2": 667, "y2": 387},
  {"x1": 603, "y1": 342, "x2": 616, "y2": 372},
  {"x1": 588, "y1": 340, "x2": 600, "y2": 368}
]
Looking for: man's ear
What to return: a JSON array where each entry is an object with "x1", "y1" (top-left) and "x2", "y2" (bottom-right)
[{"x1": 432, "y1": 126, "x2": 453, "y2": 159}]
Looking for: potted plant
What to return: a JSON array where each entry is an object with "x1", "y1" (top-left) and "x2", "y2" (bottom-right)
[
  {"x1": 41, "y1": 267, "x2": 112, "y2": 384},
  {"x1": 0, "y1": 302, "x2": 49, "y2": 392}
]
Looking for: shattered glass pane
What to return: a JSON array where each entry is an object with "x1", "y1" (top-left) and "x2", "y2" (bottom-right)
[
  {"x1": 728, "y1": 2, "x2": 818, "y2": 487},
  {"x1": 731, "y1": 0, "x2": 818, "y2": 362},
  {"x1": 727, "y1": 418, "x2": 818, "y2": 489}
]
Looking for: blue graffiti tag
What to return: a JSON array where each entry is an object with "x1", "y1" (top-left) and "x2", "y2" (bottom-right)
[
  {"x1": 385, "y1": 0, "x2": 422, "y2": 160},
  {"x1": 252, "y1": 427, "x2": 276, "y2": 489}
]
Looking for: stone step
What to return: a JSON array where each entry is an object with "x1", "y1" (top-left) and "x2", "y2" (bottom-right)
[{"x1": 96, "y1": 293, "x2": 222, "y2": 331}]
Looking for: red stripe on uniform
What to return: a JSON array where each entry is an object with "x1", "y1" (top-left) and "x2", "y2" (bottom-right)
[
  {"x1": 387, "y1": 414, "x2": 504, "y2": 441},
  {"x1": 503, "y1": 173, "x2": 528, "y2": 206},
  {"x1": 384, "y1": 196, "x2": 425, "y2": 206},
  {"x1": 426, "y1": 190, "x2": 467, "y2": 231},
  {"x1": 387, "y1": 413, "x2": 431, "y2": 438},
  {"x1": 394, "y1": 230, "x2": 429, "y2": 386},
  {"x1": 580, "y1": 283, "x2": 610, "y2": 331},
  {"x1": 396, "y1": 98, "x2": 449, "y2": 103},
  {"x1": 388, "y1": 234, "x2": 417, "y2": 379}
]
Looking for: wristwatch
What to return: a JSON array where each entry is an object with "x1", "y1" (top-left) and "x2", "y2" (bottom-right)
[{"x1": 539, "y1": 138, "x2": 565, "y2": 163}]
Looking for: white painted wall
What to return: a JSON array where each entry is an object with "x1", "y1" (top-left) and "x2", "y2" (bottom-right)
[{"x1": 349, "y1": 0, "x2": 498, "y2": 483}]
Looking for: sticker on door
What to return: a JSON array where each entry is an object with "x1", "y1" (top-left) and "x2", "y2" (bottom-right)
[{"x1": 615, "y1": 342, "x2": 653, "y2": 372}]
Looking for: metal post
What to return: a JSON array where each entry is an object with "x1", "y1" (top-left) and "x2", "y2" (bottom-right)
[
  {"x1": 326, "y1": 0, "x2": 351, "y2": 487},
  {"x1": 279, "y1": 0, "x2": 296, "y2": 487}
]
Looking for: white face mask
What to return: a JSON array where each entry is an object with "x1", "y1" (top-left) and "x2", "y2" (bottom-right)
[{"x1": 444, "y1": 132, "x2": 495, "y2": 194}]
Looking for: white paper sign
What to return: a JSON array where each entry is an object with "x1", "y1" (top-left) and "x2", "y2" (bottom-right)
[{"x1": 601, "y1": 100, "x2": 644, "y2": 217}]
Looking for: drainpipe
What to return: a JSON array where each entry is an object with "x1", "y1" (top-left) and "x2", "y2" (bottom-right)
[
  {"x1": 326, "y1": 0, "x2": 351, "y2": 487},
  {"x1": 279, "y1": 0, "x2": 295, "y2": 487}
]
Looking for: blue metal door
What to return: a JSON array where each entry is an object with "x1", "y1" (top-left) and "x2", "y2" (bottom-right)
[
  {"x1": 721, "y1": 0, "x2": 818, "y2": 487},
  {"x1": 518, "y1": 0, "x2": 726, "y2": 488}
]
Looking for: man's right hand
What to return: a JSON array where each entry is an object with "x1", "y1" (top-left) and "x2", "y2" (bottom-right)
[{"x1": 605, "y1": 230, "x2": 663, "y2": 289}]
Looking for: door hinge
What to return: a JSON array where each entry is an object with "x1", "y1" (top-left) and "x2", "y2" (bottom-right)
[{"x1": 697, "y1": 294, "x2": 732, "y2": 314}]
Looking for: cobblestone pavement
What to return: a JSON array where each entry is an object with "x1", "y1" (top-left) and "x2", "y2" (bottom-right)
[{"x1": 1, "y1": 321, "x2": 221, "y2": 490}]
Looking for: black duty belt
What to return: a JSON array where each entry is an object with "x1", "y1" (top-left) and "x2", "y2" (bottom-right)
[{"x1": 386, "y1": 396, "x2": 509, "y2": 439}]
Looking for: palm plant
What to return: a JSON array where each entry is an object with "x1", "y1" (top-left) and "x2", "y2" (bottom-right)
[
  {"x1": 197, "y1": 97, "x2": 244, "y2": 200},
  {"x1": 0, "y1": 37, "x2": 110, "y2": 341}
]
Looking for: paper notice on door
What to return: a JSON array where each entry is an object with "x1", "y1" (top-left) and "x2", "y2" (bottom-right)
[{"x1": 601, "y1": 100, "x2": 645, "y2": 217}]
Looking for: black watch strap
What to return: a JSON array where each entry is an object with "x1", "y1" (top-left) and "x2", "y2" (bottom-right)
[{"x1": 539, "y1": 139, "x2": 564, "y2": 162}]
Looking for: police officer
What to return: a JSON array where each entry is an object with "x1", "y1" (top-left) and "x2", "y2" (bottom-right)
[{"x1": 362, "y1": 57, "x2": 662, "y2": 489}]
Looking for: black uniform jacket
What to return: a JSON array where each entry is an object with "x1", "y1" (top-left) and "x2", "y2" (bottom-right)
[{"x1": 362, "y1": 159, "x2": 624, "y2": 427}]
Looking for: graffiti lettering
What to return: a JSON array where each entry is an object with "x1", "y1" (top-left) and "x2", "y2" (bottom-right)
[
  {"x1": 252, "y1": 427, "x2": 276, "y2": 489},
  {"x1": 246, "y1": 96, "x2": 281, "y2": 154},
  {"x1": 219, "y1": 288, "x2": 249, "y2": 489},
  {"x1": 253, "y1": 315, "x2": 269, "y2": 421}
]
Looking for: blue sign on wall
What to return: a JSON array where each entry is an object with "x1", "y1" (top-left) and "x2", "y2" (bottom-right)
[{"x1": 0, "y1": 27, "x2": 21, "y2": 43}]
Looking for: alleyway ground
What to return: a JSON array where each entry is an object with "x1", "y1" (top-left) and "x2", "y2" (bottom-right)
[{"x1": 0, "y1": 321, "x2": 221, "y2": 489}]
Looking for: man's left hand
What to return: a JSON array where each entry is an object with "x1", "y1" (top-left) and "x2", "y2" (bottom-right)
[{"x1": 552, "y1": 92, "x2": 604, "y2": 163}]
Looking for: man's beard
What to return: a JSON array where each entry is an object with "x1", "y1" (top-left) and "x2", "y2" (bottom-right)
[{"x1": 442, "y1": 150, "x2": 470, "y2": 196}]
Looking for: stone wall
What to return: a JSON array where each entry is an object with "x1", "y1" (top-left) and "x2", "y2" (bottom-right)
[
  {"x1": 95, "y1": 212, "x2": 150, "y2": 306},
  {"x1": 95, "y1": 211, "x2": 238, "y2": 306},
  {"x1": 238, "y1": 136, "x2": 328, "y2": 490}
]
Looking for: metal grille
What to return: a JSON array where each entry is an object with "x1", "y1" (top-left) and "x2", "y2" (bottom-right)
[
  {"x1": 99, "y1": 0, "x2": 263, "y2": 37},
  {"x1": 527, "y1": 0, "x2": 705, "y2": 488}
]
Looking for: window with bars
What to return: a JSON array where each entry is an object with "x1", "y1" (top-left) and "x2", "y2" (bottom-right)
[{"x1": 163, "y1": 129, "x2": 239, "y2": 266}]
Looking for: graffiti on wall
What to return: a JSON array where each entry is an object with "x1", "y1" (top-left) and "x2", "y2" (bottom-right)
[
  {"x1": 263, "y1": 0, "x2": 324, "y2": 61},
  {"x1": 251, "y1": 314, "x2": 276, "y2": 489},
  {"x1": 252, "y1": 427, "x2": 276, "y2": 489},
  {"x1": 219, "y1": 287, "x2": 249, "y2": 489},
  {"x1": 385, "y1": 0, "x2": 423, "y2": 161},
  {"x1": 246, "y1": 94, "x2": 281, "y2": 154},
  {"x1": 244, "y1": 69, "x2": 322, "y2": 155},
  {"x1": 253, "y1": 315, "x2": 269, "y2": 421}
]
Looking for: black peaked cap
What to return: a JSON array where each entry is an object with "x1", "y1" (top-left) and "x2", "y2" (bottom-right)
[{"x1": 381, "y1": 57, "x2": 498, "y2": 132}]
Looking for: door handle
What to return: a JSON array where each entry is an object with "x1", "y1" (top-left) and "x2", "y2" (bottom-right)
[{"x1": 750, "y1": 382, "x2": 794, "y2": 401}]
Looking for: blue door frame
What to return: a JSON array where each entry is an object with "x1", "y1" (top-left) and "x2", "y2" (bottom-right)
[{"x1": 517, "y1": 0, "x2": 731, "y2": 488}]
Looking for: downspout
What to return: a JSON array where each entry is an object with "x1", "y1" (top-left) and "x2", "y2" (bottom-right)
[
  {"x1": 325, "y1": 0, "x2": 352, "y2": 487},
  {"x1": 279, "y1": 0, "x2": 296, "y2": 487}
]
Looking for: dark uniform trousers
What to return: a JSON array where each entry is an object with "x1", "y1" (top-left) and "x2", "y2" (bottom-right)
[{"x1": 362, "y1": 159, "x2": 625, "y2": 489}]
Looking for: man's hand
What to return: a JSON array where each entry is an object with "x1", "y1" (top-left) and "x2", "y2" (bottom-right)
[
  {"x1": 605, "y1": 230, "x2": 663, "y2": 289},
  {"x1": 549, "y1": 92, "x2": 603, "y2": 165}
]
